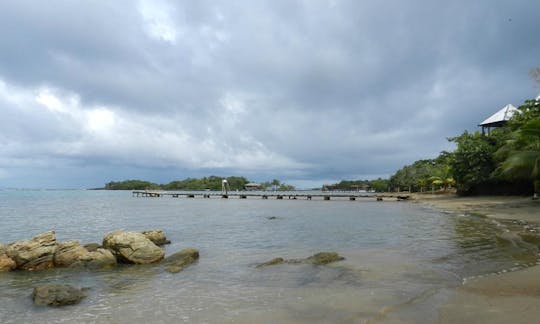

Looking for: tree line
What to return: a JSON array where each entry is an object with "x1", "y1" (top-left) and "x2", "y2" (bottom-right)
[{"x1": 105, "y1": 176, "x2": 296, "y2": 191}]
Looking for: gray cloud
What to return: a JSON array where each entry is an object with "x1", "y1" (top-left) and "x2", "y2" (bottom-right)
[{"x1": 0, "y1": 0, "x2": 539, "y2": 188}]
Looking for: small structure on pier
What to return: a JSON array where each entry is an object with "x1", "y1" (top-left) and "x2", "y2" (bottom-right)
[
  {"x1": 244, "y1": 182, "x2": 261, "y2": 191},
  {"x1": 479, "y1": 104, "x2": 517, "y2": 135}
]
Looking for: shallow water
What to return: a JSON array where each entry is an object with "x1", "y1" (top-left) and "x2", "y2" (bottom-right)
[{"x1": 0, "y1": 190, "x2": 538, "y2": 323}]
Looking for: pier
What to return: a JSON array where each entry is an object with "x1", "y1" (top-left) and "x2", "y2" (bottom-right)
[{"x1": 131, "y1": 190, "x2": 395, "y2": 201}]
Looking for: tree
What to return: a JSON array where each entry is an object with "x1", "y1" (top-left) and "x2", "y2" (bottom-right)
[
  {"x1": 495, "y1": 117, "x2": 540, "y2": 198},
  {"x1": 449, "y1": 131, "x2": 498, "y2": 195}
]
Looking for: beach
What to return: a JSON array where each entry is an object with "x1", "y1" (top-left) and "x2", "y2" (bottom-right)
[{"x1": 412, "y1": 194, "x2": 540, "y2": 323}]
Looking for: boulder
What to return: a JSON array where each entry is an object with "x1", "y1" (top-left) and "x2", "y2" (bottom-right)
[
  {"x1": 71, "y1": 248, "x2": 117, "y2": 269},
  {"x1": 141, "y1": 229, "x2": 171, "y2": 246},
  {"x1": 163, "y1": 248, "x2": 199, "y2": 273},
  {"x1": 6, "y1": 231, "x2": 57, "y2": 271},
  {"x1": 103, "y1": 230, "x2": 164, "y2": 264},
  {"x1": 83, "y1": 243, "x2": 101, "y2": 252},
  {"x1": 32, "y1": 284, "x2": 87, "y2": 306},
  {"x1": 0, "y1": 244, "x2": 16, "y2": 272},
  {"x1": 53, "y1": 241, "x2": 88, "y2": 267}
]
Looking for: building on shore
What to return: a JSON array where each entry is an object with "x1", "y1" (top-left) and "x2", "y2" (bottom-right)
[{"x1": 479, "y1": 104, "x2": 517, "y2": 135}]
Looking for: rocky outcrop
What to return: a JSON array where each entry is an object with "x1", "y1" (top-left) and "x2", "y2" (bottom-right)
[
  {"x1": 142, "y1": 230, "x2": 171, "y2": 246},
  {"x1": 6, "y1": 231, "x2": 57, "y2": 271},
  {"x1": 257, "y1": 252, "x2": 345, "y2": 268},
  {"x1": 53, "y1": 241, "x2": 88, "y2": 267},
  {"x1": 32, "y1": 284, "x2": 87, "y2": 306},
  {"x1": 103, "y1": 230, "x2": 164, "y2": 264},
  {"x1": 71, "y1": 248, "x2": 117, "y2": 269},
  {"x1": 163, "y1": 248, "x2": 199, "y2": 273},
  {"x1": 0, "y1": 244, "x2": 16, "y2": 272}
]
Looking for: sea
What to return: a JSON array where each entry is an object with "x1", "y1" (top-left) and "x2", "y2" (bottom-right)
[{"x1": 0, "y1": 190, "x2": 538, "y2": 323}]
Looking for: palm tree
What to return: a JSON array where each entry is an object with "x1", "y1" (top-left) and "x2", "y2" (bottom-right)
[{"x1": 496, "y1": 118, "x2": 540, "y2": 199}]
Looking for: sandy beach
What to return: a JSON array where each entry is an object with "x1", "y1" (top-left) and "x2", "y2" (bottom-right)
[{"x1": 411, "y1": 194, "x2": 540, "y2": 323}]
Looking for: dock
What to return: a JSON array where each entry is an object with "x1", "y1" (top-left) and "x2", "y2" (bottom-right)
[{"x1": 131, "y1": 190, "x2": 396, "y2": 201}]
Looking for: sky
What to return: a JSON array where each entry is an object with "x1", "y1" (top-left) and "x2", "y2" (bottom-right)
[{"x1": 1, "y1": 0, "x2": 539, "y2": 189}]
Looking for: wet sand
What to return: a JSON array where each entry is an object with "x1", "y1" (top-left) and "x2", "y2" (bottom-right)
[{"x1": 412, "y1": 194, "x2": 540, "y2": 323}]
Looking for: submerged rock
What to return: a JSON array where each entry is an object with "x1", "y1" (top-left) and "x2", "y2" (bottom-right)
[
  {"x1": 53, "y1": 241, "x2": 88, "y2": 267},
  {"x1": 32, "y1": 284, "x2": 87, "y2": 306},
  {"x1": 163, "y1": 248, "x2": 199, "y2": 273},
  {"x1": 6, "y1": 231, "x2": 57, "y2": 271},
  {"x1": 305, "y1": 252, "x2": 345, "y2": 265},
  {"x1": 103, "y1": 230, "x2": 164, "y2": 264},
  {"x1": 0, "y1": 244, "x2": 16, "y2": 272},
  {"x1": 257, "y1": 252, "x2": 345, "y2": 268},
  {"x1": 256, "y1": 257, "x2": 284, "y2": 268},
  {"x1": 71, "y1": 248, "x2": 117, "y2": 269},
  {"x1": 142, "y1": 229, "x2": 171, "y2": 246},
  {"x1": 518, "y1": 232, "x2": 540, "y2": 247}
]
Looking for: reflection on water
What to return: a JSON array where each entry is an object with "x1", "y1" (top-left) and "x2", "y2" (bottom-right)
[{"x1": 0, "y1": 190, "x2": 538, "y2": 323}]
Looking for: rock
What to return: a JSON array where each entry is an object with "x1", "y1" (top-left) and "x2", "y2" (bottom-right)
[
  {"x1": 71, "y1": 248, "x2": 117, "y2": 269},
  {"x1": 256, "y1": 257, "x2": 284, "y2": 268},
  {"x1": 163, "y1": 248, "x2": 199, "y2": 273},
  {"x1": 6, "y1": 231, "x2": 57, "y2": 271},
  {"x1": 306, "y1": 252, "x2": 345, "y2": 265},
  {"x1": 141, "y1": 229, "x2": 171, "y2": 246},
  {"x1": 0, "y1": 244, "x2": 16, "y2": 272},
  {"x1": 518, "y1": 232, "x2": 540, "y2": 247},
  {"x1": 32, "y1": 284, "x2": 87, "y2": 306},
  {"x1": 83, "y1": 243, "x2": 101, "y2": 252},
  {"x1": 256, "y1": 252, "x2": 345, "y2": 268},
  {"x1": 53, "y1": 241, "x2": 88, "y2": 267},
  {"x1": 102, "y1": 230, "x2": 164, "y2": 264}
]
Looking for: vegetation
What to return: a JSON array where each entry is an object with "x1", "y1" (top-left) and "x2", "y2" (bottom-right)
[
  {"x1": 388, "y1": 97, "x2": 539, "y2": 196},
  {"x1": 105, "y1": 176, "x2": 295, "y2": 191},
  {"x1": 322, "y1": 178, "x2": 389, "y2": 192},
  {"x1": 105, "y1": 180, "x2": 160, "y2": 190}
]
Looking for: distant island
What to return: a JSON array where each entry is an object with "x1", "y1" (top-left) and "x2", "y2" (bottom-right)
[{"x1": 103, "y1": 176, "x2": 295, "y2": 191}]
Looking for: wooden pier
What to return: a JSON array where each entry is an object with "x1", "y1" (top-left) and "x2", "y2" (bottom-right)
[{"x1": 131, "y1": 190, "x2": 394, "y2": 201}]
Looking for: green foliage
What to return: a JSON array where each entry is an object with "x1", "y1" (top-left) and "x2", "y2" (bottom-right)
[
  {"x1": 448, "y1": 131, "x2": 499, "y2": 194},
  {"x1": 495, "y1": 115, "x2": 540, "y2": 196},
  {"x1": 106, "y1": 176, "x2": 293, "y2": 191},
  {"x1": 323, "y1": 178, "x2": 389, "y2": 192},
  {"x1": 389, "y1": 155, "x2": 454, "y2": 193},
  {"x1": 105, "y1": 180, "x2": 160, "y2": 190}
]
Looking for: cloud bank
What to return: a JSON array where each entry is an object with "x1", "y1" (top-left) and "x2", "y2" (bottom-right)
[{"x1": 0, "y1": 0, "x2": 539, "y2": 188}]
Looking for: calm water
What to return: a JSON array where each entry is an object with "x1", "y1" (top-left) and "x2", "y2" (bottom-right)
[{"x1": 0, "y1": 190, "x2": 538, "y2": 323}]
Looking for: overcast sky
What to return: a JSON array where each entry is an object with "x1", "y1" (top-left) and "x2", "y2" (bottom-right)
[{"x1": 1, "y1": 0, "x2": 539, "y2": 189}]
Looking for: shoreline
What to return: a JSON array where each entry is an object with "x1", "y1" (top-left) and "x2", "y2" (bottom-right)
[{"x1": 410, "y1": 193, "x2": 540, "y2": 323}]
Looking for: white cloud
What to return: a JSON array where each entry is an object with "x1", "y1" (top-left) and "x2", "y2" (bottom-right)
[{"x1": 137, "y1": 0, "x2": 178, "y2": 43}]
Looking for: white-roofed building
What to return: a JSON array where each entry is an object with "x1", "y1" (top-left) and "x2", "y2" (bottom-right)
[{"x1": 479, "y1": 104, "x2": 518, "y2": 135}]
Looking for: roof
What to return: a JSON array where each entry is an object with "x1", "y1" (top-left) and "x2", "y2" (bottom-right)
[
  {"x1": 245, "y1": 182, "x2": 260, "y2": 187},
  {"x1": 479, "y1": 104, "x2": 517, "y2": 126}
]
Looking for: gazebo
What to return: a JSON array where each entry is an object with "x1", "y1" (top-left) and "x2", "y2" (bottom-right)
[{"x1": 479, "y1": 104, "x2": 517, "y2": 135}]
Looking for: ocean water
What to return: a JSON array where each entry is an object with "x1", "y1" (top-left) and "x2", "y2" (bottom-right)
[{"x1": 0, "y1": 190, "x2": 538, "y2": 323}]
